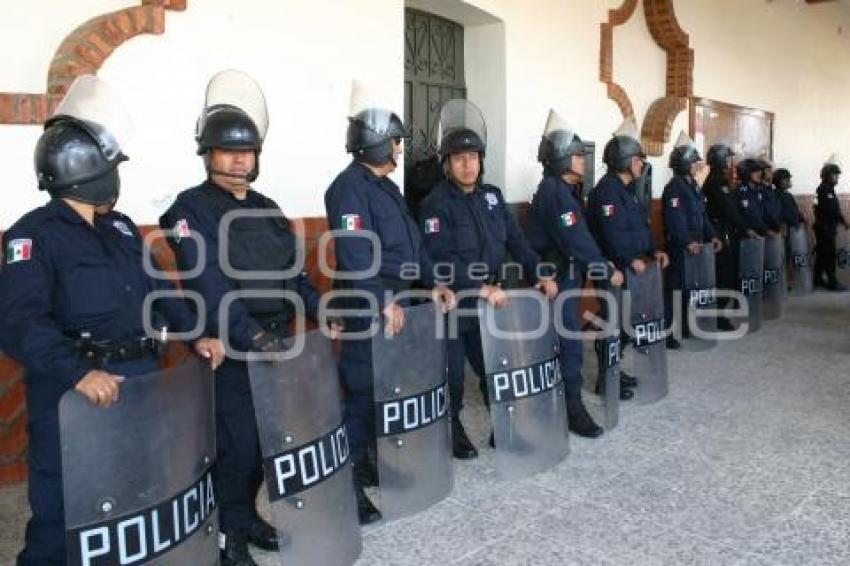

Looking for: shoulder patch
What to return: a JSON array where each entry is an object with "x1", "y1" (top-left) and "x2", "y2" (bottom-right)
[
  {"x1": 602, "y1": 204, "x2": 616, "y2": 217},
  {"x1": 485, "y1": 192, "x2": 499, "y2": 210},
  {"x1": 174, "y1": 218, "x2": 191, "y2": 243},
  {"x1": 424, "y1": 217, "x2": 440, "y2": 234},
  {"x1": 6, "y1": 238, "x2": 33, "y2": 264},
  {"x1": 112, "y1": 220, "x2": 134, "y2": 237},
  {"x1": 741, "y1": 199, "x2": 749, "y2": 208},
  {"x1": 559, "y1": 211, "x2": 578, "y2": 228},
  {"x1": 341, "y1": 213, "x2": 363, "y2": 231},
  {"x1": 669, "y1": 197, "x2": 680, "y2": 208}
]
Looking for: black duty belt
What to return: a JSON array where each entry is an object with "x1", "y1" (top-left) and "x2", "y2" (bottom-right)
[{"x1": 76, "y1": 336, "x2": 161, "y2": 365}]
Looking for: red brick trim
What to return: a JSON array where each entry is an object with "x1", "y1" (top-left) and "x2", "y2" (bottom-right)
[{"x1": 0, "y1": 2, "x2": 183, "y2": 125}]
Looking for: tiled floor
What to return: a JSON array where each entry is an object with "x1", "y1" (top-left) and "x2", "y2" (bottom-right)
[{"x1": 2, "y1": 292, "x2": 849, "y2": 565}]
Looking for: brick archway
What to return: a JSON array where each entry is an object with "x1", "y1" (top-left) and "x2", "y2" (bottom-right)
[
  {"x1": 599, "y1": 0, "x2": 693, "y2": 156},
  {"x1": 0, "y1": 0, "x2": 185, "y2": 126}
]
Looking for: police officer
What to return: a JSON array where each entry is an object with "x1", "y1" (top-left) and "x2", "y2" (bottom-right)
[
  {"x1": 159, "y1": 71, "x2": 318, "y2": 565},
  {"x1": 324, "y1": 82, "x2": 455, "y2": 523},
  {"x1": 661, "y1": 132, "x2": 721, "y2": 345},
  {"x1": 734, "y1": 158, "x2": 770, "y2": 237},
  {"x1": 775, "y1": 169, "x2": 803, "y2": 229},
  {"x1": 757, "y1": 159, "x2": 783, "y2": 238},
  {"x1": 419, "y1": 99, "x2": 557, "y2": 456},
  {"x1": 704, "y1": 144, "x2": 751, "y2": 330},
  {"x1": 0, "y1": 75, "x2": 224, "y2": 566},
  {"x1": 587, "y1": 119, "x2": 669, "y2": 392},
  {"x1": 527, "y1": 110, "x2": 623, "y2": 438},
  {"x1": 813, "y1": 160, "x2": 848, "y2": 290}
]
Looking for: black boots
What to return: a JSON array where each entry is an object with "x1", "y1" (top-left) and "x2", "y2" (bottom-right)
[
  {"x1": 220, "y1": 532, "x2": 258, "y2": 566},
  {"x1": 220, "y1": 517, "x2": 283, "y2": 565},
  {"x1": 353, "y1": 458, "x2": 378, "y2": 487},
  {"x1": 452, "y1": 419, "x2": 479, "y2": 459},
  {"x1": 246, "y1": 516, "x2": 280, "y2": 552},
  {"x1": 566, "y1": 389, "x2": 604, "y2": 438},
  {"x1": 354, "y1": 484, "x2": 382, "y2": 525},
  {"x1": 352, "y1": 458, "x2": 382, "y2": 525}
]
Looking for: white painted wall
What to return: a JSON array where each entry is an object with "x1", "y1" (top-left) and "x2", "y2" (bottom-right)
[{"x1": 2, "y1": 0, "x2": 850, "y2": 229}]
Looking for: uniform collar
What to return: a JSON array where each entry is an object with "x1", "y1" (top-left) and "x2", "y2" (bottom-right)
[
  {"x1": 202, "y1": 179, "x2": 257, "y2": 203},
  {"x1": 446, "y1": 178, "x2": 479, "y2": 199},
  {"x1": 48, "y1": 198, "x2": 89, "y2": 225}
]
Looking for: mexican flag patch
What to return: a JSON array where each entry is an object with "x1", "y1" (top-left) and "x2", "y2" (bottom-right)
[
  {"x1": 341, "y1": 214, "x2": 363, "y2": 231},
  {"x1": 670, "y1": 197, "x2": 680, "y2": 208},
  {"x1": 424, "y1": 217, "x2": 440, "y2": 234},
  {"x1": 602, "y1": 204, "x2": 616, "y2": 217},
  {"x1": 6, "y1": 238, "x2": 32, "y2": 264},
  {"x1": 559, "y1": 212, "x2": 578, "y2": 227},
  {"x1": 174, "y1": 218, "x2": 191, "y2": 243}
]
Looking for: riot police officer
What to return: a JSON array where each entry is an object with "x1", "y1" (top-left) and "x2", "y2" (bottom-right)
[
  {"x1": 734, "y1": 158, "x2": 770, "y2": 237},
  {"x1": 704, "y1": 144, "x2": 751, "y2": 330},
  {"x1": 587, "y1": 119, "x2": 669, "y2": 392},
  {"x1": 419, "y1": 99, "x2": 557, "y2": 456},
  {"x1": 661, "y1": 132, "x2": 721, "y2": 344},
  {"x1": 775, "y1": 169, "x2": 803, "y2": 229},
  {"x1": 757, "y1": 159, "x2": 783, "y2": 237},
  {"x1": 813, "y1": 160, "x2": 848, "y2": 290},
  {"x1": 159, "y1": 71, "x2": 317, "y2": 565},
  {"x1": 324, "y1": 82, "x2": 455, "y2": 523},
  {"x1": 0, "y1": 75, "x2": 224, "y2": 566},
  {"x1": 526, "y1": 110, "x2": 623, "y2": 438}
]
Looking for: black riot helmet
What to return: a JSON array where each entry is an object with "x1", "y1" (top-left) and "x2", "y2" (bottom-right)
[
  {"x1": 707, "y1": 144, "x2": 735, "y2": 173},
  {"x1": 668, "y1": 131, "x2": 702, "y2": 176},
  {"x1": 821, "y1": 163, "x2": 841, "y2": 182},
  {"x1": 736, "y1": 158, "x2": 762, "y2": 185},
  {"x1": 34, "y1": 75, "x2": 130, "y2": 206},
  {"x1": 196, "y1": 105, "x2": 262, "y2": 182},
  {"x1": 197, "y1": 105, "x2": 262, "y2": 154},
  {"x1": 197, "y1": 70, "x2": 268, "y2": 183},
  {"x1": 436, "y1": 99, "x2": 487, "y2": 162},
  {"x1": 440, "y1": 127, "x2": 486, "y2": 159},
  {"x1": 773, "y1": 168, "x2": 792, "y2": 190},
  {"x1": 346, "y1": 108, "x2": 408, "y2": 166},
  {"x1": 537, "y1": 109, "x2": 584, "y2": 177},
  {"x1": 35, "y1": 117, "x2": 126, "y2": 206},
  {"x1": 603, "y1": 118, "x2": 644, "y2": 174}
]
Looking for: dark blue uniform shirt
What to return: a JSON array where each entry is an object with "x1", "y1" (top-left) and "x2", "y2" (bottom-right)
[
  {"x1": 779, "y1": 190, "x2": 803, "y2": 228},
  {"x1": 759, "y1": 183, "x2": 783, "y2": 232},
  {"x1": 587, "y1": 173, "x2": 657, "y2": 269},
  {"x1": 734, "y1": 183, "x2": 769, "y2": 236},
  {"x1": 662, "y1": 174, "x2": 715, "y2": 252},
  {"x1": 527, "y1": 175, "x2": 607, "y2": 277},
  {"x1": 325, "y1": 161, "x2": 436, "y2": 305},
  {"x1": 0, "y1": 199, "x2": 197, "y2": 411},
  {"x1": 160, "y1": 181, "x2": 321, "y2": 351},
  {"x1": 418, "y1": 178, "x2": 543, "y2": 290}
]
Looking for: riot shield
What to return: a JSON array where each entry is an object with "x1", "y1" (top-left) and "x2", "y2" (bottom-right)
[
  {"x1": 788, "y1": 225, "x2": 813, "y2": 296},
  {"x1": 60, "y1": 358, "x2": 218, "y2": 566},
  {"x1": 372, "y1": 302, "x2": 453, "y2": 521},
  {"x1": 836, "y1": 226, "x2": 850, "y2": 288},
  {"x1": 738, "y1": 237, "x2": 765, "y2": 334},
  {"x1": 248, "y1": 331, "x2": 362, "y2": 566},
  {"x1": 683, "y1": 243, "x2": 718, "y2": 351},
  {"x1": 583, "y1": 284, "x2": 621, "y2": 431},
  {"x1": 763, "y1": 236, "x2": 786, "y2": 320},
  {"x1": 479, "y1": 292, "x2": 569, "y2": 480},
  {"x1": 623, "y1": 262, "x2": 668, "y2": 404}
]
